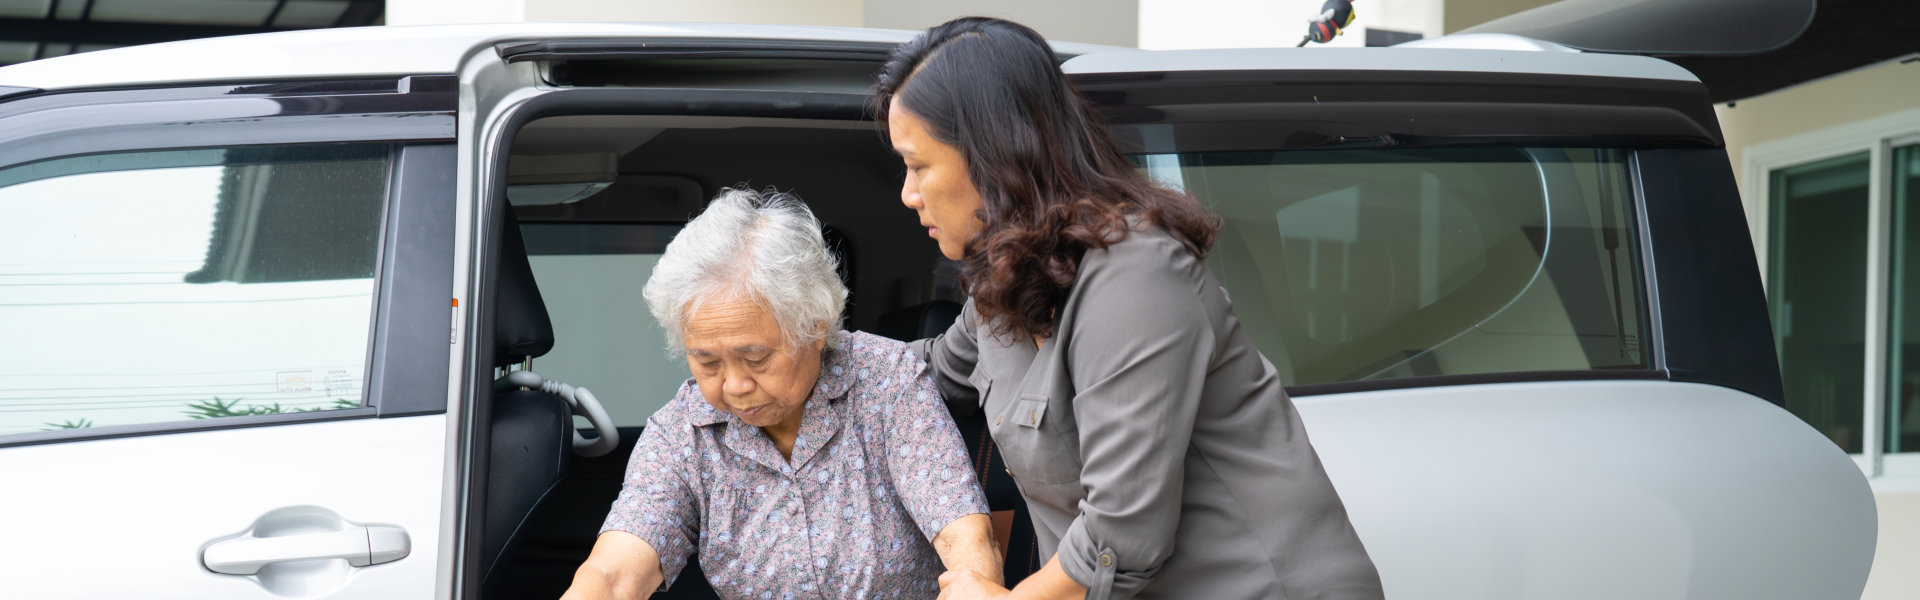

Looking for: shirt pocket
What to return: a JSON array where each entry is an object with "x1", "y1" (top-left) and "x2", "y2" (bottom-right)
[{"x1": 989, "y1": 391, "x2": 1083, "y2": 486}]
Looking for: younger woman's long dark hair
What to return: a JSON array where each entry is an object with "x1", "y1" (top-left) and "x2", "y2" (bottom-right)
[{"x1": 874, "y1": 16, "x2": 1221, "y2": 341}]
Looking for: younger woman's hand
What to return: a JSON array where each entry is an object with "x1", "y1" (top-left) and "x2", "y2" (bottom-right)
[{"x1": 937, "y1": 568, "x2": 1011, "y2": 600}]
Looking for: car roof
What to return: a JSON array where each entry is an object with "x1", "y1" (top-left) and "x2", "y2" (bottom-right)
[
  {"x1": 1061, "y1": 41, "x2": 1697, "y2": 82},
  {"x1": 0, "y1": 22, "x2": 1698, "y2": 92}
]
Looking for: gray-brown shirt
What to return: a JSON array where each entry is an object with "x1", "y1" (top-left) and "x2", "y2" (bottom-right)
[{"x1": 913, "y1": 226, "x2": 1385, "y2": 600}]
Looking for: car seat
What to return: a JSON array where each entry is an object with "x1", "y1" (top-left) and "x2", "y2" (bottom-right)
[{"x1": 480, "y1": 206, "x2": 574, "y2": 592}]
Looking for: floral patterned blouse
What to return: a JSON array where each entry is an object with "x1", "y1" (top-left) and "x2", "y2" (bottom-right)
[{"x1": 601, "y1": 331, "x2": 989, "y2": 600}]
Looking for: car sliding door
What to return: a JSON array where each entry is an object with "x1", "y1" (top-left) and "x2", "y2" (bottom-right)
[
  {"x1": 0, "y1": 78, "x2": 458, "y2": 599},
  {"x1": 1064, "y1": 48, "x2": 1874, "y2": 599}
]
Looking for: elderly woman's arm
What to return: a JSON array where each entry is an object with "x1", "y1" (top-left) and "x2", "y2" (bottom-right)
[
  {"x1": 878, "y1": 341, "x2": 1000, "y2": 584},
  {"x1": 561, "y1": 532, "x2": 665, "y2": 600},
  {"x1": 568, "y1": 387, "x2": 704, "y2": 599},
  {"x1": 933, "y1": 513, "x2": 1002, "y2": 583}
]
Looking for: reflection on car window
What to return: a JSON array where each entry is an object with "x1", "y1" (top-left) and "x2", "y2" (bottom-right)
[
  {"x1": 0, "y1": 145, "x2": 392, "y2": 436},
  {"x1": 1142, "y1": 148, "x2": 1645, "y2": 386}
]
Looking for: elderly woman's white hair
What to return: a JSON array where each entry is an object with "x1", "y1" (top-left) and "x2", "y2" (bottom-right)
[{"x1": 644, "y1": 187, "x2": 847, "y2": 357}]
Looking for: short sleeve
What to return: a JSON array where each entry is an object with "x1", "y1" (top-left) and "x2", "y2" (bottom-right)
[
  {"x1": 878, "y1": 343, "x2": 991, "y2": 541},
  {"x1": 598, "y1": 384, "x2": 703, "y2": 590}
]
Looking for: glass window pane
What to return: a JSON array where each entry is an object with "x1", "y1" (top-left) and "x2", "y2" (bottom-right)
[
  {"x1": 270, "y1": 0, "x2": 350, "y2": 27},
  {"x1": 1142, "y1": 147, "x2": 1646, "y2": 386},
  {"x1": 0, "y1": 144, "x2": 391, "y2": 436},
  {"x1": 1770, "y1": 151, "x2": 1870, "y2": 453},
  {"x1": 0, "y1": 1, "x2": 52, "y2": 19},
  {"x1": 1889, "y1": 144, "x2": 1920, "y2": 454},
  {"x1": 89, "y1": 0, "x2": 274, "y2": 26}
]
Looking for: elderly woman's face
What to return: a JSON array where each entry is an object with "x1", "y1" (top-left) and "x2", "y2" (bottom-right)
[
  {"x1": 890, "y1": 97, "x2": 985, "y2": 261},
  {"x1": 682, "y1": 297, "x2": 825, "y2": 434}
]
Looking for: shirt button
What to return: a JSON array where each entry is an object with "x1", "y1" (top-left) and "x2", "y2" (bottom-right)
[{"x1": 1100, "y1": 554, "x2": 1113, "y2": 567}]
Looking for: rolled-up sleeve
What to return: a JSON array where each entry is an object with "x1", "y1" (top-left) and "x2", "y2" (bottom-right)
[
  {"x1": 599, "y1": 387, "x2": 702, "y2": 590},
  {"x1": 1056, "y1": 243, "x2": 1216, "y2": 600},
  {"x1": 881, "y1": 344, "x2": 991, "y2": 540},
  {"x1": 910, "y1": 300, "x2": 984, "y2": 416}
]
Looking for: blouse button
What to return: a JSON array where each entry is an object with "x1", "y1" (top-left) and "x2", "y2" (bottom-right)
[{"x1": 1099, "y1": 554, "x2": 1113, "y2": 567}]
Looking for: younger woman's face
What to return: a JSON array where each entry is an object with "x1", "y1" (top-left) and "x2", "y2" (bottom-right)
[{"x1": 889, "y1": 97, "x2": 985, "y2": 260}]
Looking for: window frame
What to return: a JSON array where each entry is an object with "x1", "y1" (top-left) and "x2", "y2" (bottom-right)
[
  {"x1": 1742, "y1": 107, "x2": 1920, "y2": 480},
  {"x1": 0, "y1": 76, "x2": 457, "y2": 448},
  {"x1": 1079, "y1": 64, "x2": 1784, "y2": 403}
]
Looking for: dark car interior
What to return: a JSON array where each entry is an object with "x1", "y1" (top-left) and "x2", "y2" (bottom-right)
[{"x1": 478, "y1": 113, "x2": 1040, "y2": 598}]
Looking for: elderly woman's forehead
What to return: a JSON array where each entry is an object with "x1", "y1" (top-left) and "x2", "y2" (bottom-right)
[
  {"x1": 685, "y1": 298, "x2": 781, "y2": 338},
  {"x1": 685, "y1": 343, "x2": 774, "y2": 357}
]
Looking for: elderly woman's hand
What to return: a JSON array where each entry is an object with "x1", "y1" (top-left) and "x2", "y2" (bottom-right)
[{"x1": 937, "y1": 568, "x2": 1011, "y2": 600}]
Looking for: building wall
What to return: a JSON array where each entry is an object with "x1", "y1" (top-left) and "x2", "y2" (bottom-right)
[
  {"x1": 389, "y1": 0, "x2": 864, "y2": 27},
  {"x1": 388, "y1": 0, "x2": 527, "y2": 25},
  {"x1": 389, "y1": 0, "x2": 1135, "y2": 46},
  {"x1": 1440, "y1": 0, "x2": 1552, "y2": 34},
  {"x1": 1865, "y1": 489, "x2": 1920, "y2": 600},
  {"x1": 865, "y1": 0, "x2": 1138, "y2": 47},
  {"x1": 1719, "y1": 60, "x2": 1920, "y2": 199},
  {"x1": 524, "y1": 0, "x2": 864, "y2": 27}
]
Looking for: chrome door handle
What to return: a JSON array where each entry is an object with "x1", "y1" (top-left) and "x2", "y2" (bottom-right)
[{"x1": 203, "y1": 525, "x2": 410, "y2": 575}]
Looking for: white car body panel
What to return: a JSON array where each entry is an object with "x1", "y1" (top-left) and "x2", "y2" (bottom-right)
[
  {"x1": 1060, "y1": 45, "x2": 1699, "y2": 82},
  {"x1": 1298, "y1": 380, "x2": 1876, "y2": 599},
  {"x1": 0, "y1": 415, "x2": 446, "y2": 599}
]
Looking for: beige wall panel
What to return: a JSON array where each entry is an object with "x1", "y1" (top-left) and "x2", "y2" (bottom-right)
[{"x1": 864, "y1": 0, "x2": 1138, "y2": 47}]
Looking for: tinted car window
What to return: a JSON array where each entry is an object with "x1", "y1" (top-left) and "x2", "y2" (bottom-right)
[
  {"x1": 0, "y1": 144, "x2": 392, "y2": 436},
  {"x1": 1140, "y1": 147, "x2": 1645, "y2": 386}
]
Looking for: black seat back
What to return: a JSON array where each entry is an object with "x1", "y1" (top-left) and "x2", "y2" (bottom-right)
[{"x1": 481, "y1": 207, "x2": 573, "y2": 590}]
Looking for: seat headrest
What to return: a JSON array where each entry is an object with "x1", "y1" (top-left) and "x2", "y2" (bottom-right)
[
  {"x1": 493, "y1": 207, "x2": 554, "y2": 368},
  {"x1": 875, "y1": 300, "x2": 963, "y2": 342}
]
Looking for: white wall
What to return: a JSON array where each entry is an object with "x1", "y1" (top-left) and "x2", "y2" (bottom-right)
[
  {"x1": 388, "y1": 0, "x2": 863, "y2": 27},
  {"x1": 1138, "y1": 0, "x2": 1440, "y2": 51},
  {"x1": 1140, "y1": 0, "x2": 1352, "y2": 50},
  {"x1": 525, "y1": 0, "x2": 863, "y2": 27},
  {"x1": 387, "y1": 0, "x2": 525, "y2": 25},
  {"x1": 863, "y1": 0, "x2": 1138, "y2": 47}
]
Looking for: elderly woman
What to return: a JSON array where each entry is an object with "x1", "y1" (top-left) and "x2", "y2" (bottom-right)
[{"x1": 562, "y1": 188, "x2": 1000, "y2": 599}]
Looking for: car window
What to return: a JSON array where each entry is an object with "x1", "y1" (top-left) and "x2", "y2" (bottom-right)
[
  {"x1": 1141, "y1": 147, "x2": 1646, "y2": 386},
  {"x1": 519, "y1": 223, "x2": 689, "y2": 428},
  {"x1": 0, "y1": 144, "x2": 392, "y2": 437}
]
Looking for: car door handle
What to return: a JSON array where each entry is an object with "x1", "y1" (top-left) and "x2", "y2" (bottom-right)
[{"x1": 203, "y1": 526, "x2": 410, "y2": 575}]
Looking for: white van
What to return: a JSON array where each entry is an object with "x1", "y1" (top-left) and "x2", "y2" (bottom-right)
[{"x1": 0, "y1": 20, "x2": 1875, "y2": 600}]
